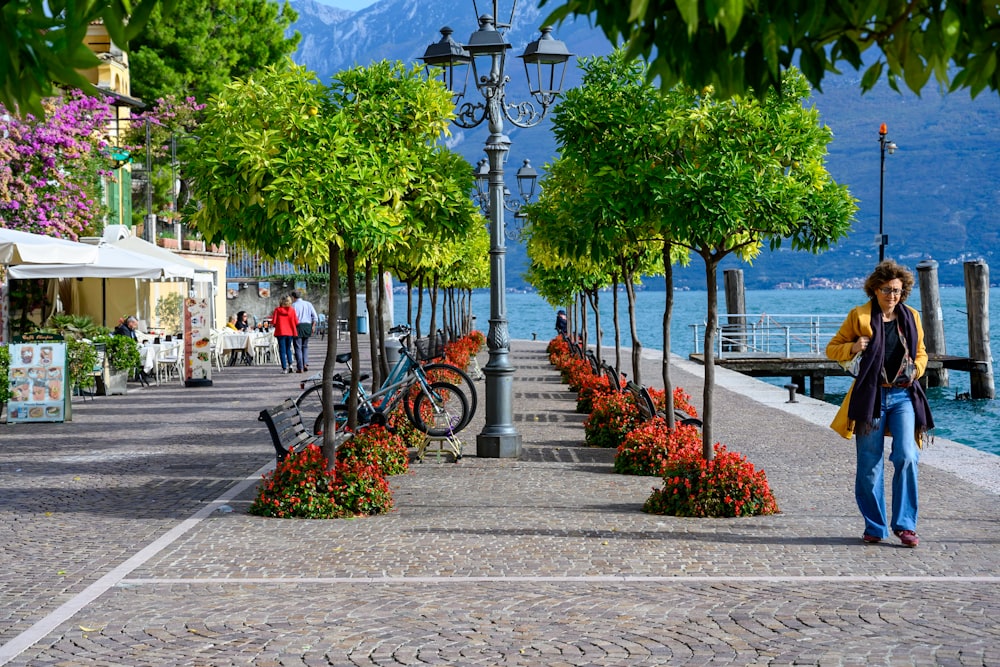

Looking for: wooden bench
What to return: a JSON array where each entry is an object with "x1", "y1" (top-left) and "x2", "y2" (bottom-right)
[
  {"x1": 626, "y1": 381, "x2": 703, "y2": 428},
  {"x1": 258, "y1": 398, "x2": 328, "y2": 463},
  {"x1": 585, "y1": 349, "x2": 600, "y2": 375},
  {"x1": 600, "y1": 361, "x2": 623, "y2": 392}
]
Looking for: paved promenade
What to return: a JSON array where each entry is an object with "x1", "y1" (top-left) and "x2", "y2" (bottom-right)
[{"x1": 0, "y1": 338, "x2": 998, "y2": 666}]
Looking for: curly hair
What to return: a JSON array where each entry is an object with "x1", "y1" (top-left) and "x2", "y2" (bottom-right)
[{"x1": 863, "y1": 260, "x2": 915, "y2": 302}]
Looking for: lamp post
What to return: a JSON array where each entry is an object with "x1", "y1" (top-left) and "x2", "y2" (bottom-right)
[
  {"x1": 472, "y1": 157, "x2": 538, "y2": 240},
  {"x1": 878, "y1": 123, "x2": 897, "y2": 263},
  {"x1": 421, "y1": 2, "x2": 570, "y2": 458}
]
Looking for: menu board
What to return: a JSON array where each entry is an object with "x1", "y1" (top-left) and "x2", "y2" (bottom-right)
[
  {"x1": 184, "y1": 296, "x2": 213, "y2": 386},
  {"x1": 8, "y1": 334, "x2": 68, "y2": 423}
]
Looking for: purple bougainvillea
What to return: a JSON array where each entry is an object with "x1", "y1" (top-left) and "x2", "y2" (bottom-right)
[{"x1": 0, "y1": 91, "x2": 114, "y2": 239}]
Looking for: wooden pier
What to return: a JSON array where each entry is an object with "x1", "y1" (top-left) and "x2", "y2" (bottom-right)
[{"x1": 688, "y1": 352, "x2": 989, "y2": 400}]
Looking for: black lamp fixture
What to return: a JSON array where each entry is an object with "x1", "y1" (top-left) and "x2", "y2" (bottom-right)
[{"x1": 421, "y1": 0, "x2": 571, "y2": 459}]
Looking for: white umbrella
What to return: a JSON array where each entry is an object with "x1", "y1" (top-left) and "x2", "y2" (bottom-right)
[
  {"x1": 7, "y1": 242, "x2": 194, "y2": 280},
  {"x1": 0, "y1": 228, "x2": 100, "y2": 265}
]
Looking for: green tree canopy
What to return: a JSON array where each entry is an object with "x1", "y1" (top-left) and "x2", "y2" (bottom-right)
[
  {"x1": 541, "y1": 0, "x2": 1000, "y2": 99},
  {"x1": 129, "y1": 0, "x2": 299, "y2": 103},
  {"x1": 1, "y1": 0, "x2": 176, "y2": 117}
]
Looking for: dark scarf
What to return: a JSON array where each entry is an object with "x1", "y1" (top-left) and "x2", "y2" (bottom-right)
[{"x1": 847, "y1": 300, "x2": 934, "y2": 440}]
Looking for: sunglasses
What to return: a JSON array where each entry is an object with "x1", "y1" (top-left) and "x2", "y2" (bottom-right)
[{"x1": 878, "y1": 287, "x2": 902, "y2": 297}]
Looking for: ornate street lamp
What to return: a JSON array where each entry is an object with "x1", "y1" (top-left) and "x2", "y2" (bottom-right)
[
  {"x1": 421, "y1": 1, "x2": 571, "y2": 458},
  {"x1": 878, "y1": 123, "x2": 897, "y2": 263},
  {"x1": 472, "y1": 157, "x2": 538, "y2": 239}
]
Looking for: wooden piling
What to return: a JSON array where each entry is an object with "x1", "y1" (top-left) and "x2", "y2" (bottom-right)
[
  {"x1": 723, "y1": 269, "x2": 746, "y2": 352},
  {"x1": 964, "y1": 260, "x2": 995, "y2": 399},
  {"x1": 916, "y1": 259, "x2": 948, "y2": 387}
]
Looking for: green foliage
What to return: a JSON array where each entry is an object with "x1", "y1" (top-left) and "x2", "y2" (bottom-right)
[
  {"x1": 94, "y1": 333, "x2": 141, "y2": 372},
  {"x1": 0, "y1": 345, "x2": 10, "y2": 405},
  {"x1": 155, "y1": 292, "x2": 183, "y2": 334},
  {"x1": 66, "y1": 338, "x2": 98, "y2": 392},
  {"x1": 540, "y1": 0, "x2": 1000, "y2": 100},
  {"x1": 0, "y1": 0, "x2": 175, "y2": 117},
  {"x1": 129, "y1": 0, "x2": 300, "y2": 104},
  {"x1": 643, "y1": 444, "x2": 780, "y2": 518},
  {"x1": 42, "y1": 313, "x2": 102, "y2": 340}
]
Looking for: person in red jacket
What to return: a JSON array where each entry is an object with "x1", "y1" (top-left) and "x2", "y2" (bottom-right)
[{"x1": 270, "y1": 295, "x2": 299, "y2": 373}]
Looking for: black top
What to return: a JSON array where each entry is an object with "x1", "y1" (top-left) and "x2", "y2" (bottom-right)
[{"x1": 883, "y1": 319, "x2": 904, "y2": 383}]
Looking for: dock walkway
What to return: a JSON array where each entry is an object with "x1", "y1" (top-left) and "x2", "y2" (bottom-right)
[{"x1": 0, "y1": 338, "x2": 998, "y2": 666}]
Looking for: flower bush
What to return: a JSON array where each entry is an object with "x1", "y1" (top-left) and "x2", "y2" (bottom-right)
[
  {"x1": 387, "y1": 408, "x2": 425, "y2": 451},
  {"x1": 332, "y1": 459, "x2": 394, "y2": 516},
  {"x1": 643, "y1": 443, "x2": 780, "y2": 518},
  {"x1": 647, "y1": 386, "x2": 699, "y2": 420},
  {"x1": 559, "y1": 356, "x2": 594, "y2": 391},
  {"x1": 249, "y1": 444, "x2": 340, "y2": 519},
  {"x1": 614, "y1": 418, "x2": 702, "y2": 476},
  {"x1": 575, "y1": 372, "x2": 612, "y2": 414},
  {"x1": 443, "y1": 330, "x2": 485, "y2": 369},
  {"x1": 584, "y1": 390, "x2": 638, "y2": 448},
  {"x1": 249, "y1": 444, "x2": 395, "y2": 519},
  {"x1": 336, "y1": 424, "x2": 409, "y2": 476},
  {"x1": 547, "y1": 335, "x2": 570, "y2": 361}
]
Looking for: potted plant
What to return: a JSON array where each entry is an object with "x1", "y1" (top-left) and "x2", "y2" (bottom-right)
[{"x1": 94, "y1": 332, "x2": 141, "y2": 395}]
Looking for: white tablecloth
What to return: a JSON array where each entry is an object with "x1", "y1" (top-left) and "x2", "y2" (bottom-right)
[
  {"x1": 221, "y1": 333, "x2": 252, "y2": 353},
  {"x1": 140, "y1": 341, "x2": 182, "y2": 373}
]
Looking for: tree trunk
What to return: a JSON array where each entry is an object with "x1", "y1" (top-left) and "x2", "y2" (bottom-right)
[
  {"x1": 662, "y1": 241, "x2": 675, "y2": 429},
  {"x1": 375, "y1": 262, "x2": 389, "y2": 382},
  {"x1": 321, "y1": 242, "x2": 341, "y2": 469},
  {"x1": 346, "y1": 248, "x2": 361, "y2": 432},
  {"x1": 623, "y1": 267, "x2": 642, "y2": 386},
  {"x1": 586, "y1": 288, "x2": 602, "y2": 366},
  {"x1": 612, "y1": 275, "x2": 622, "y2": 376},
  {"x1": 701, "y1": 252, "x2": 720, "y2": 460},
  {"x1": 416, "y1": 276, "x2": 424, "y2": 340},
  {"x1": 428, "y1": 276, "x2": 439, "y2": 356}
]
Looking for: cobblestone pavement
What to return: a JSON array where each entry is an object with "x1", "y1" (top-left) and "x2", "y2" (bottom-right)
[{"x1": 1, "y1": 339, "x2": 998, "y2": 666}]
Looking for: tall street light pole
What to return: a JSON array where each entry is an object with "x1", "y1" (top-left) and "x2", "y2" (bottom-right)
[
  {"x1": 421, "y1": 2, "x2": 571, "y2": 458},
  {"x1": 878, "y1": 122, "x2": 897, "y2": 263}
]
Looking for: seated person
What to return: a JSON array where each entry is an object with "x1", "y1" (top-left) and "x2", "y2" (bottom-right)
[
  {"x1": 114, "y1": 316, "x2": 139, "y2": 341},
  {"x1": 235, "y1": 310, "x2": 250, "y2": 331},
  {"x1": 226, "y1": 314, "x2": 239, "y2": 331}
]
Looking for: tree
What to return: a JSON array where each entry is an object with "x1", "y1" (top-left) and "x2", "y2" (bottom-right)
[
  {"x1": 185, "y1": 61, "x2": 470, "y2": 461},
  {"x1": 0, "y1": 91, "x2": 113, "y2": 238},
  {"x1": 0, "y1": 0, "x2": 175, "y2": 117},
  {"x1": 540, "y1": 0, "x2": 1000, "y2": 100},
  {"x1": 129, "y1": 0, "x2": 300, "y2": 104},
  {"x1": 655, "y1": 69, "x2": 857, "y2": 457}
]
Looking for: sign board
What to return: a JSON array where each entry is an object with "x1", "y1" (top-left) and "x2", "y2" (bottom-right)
[
  {"x1": 184, "y1": 297, "x2": 213, "y2": 387},
  {"x1": 8, "y1": 333, "x2": 68, "y2": 423}
]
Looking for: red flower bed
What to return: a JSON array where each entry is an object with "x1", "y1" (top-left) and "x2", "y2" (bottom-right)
[{"x1": 613, "y1": 418, "x2": 702, "y2": 476}]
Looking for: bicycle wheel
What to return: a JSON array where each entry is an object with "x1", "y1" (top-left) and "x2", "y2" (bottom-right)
[
  {"x1": 295, "y1": 381, "x2": 345, "y2": 436},
  {"x1": 312, "y1": 404, "x2": 349, "y2": 437},
  {"x1": 420, "y1": 362, "x2": 478, "y2": 430},
  {"x1": 409, "y1": 381, "x2": 470, "y2": 437}
]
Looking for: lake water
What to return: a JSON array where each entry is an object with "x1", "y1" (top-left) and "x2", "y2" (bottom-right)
[{"x1": 394, "y1": 286, "x2": 999, "y2": 456}]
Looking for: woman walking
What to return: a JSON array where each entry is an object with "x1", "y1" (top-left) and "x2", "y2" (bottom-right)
[
  {"x1": 826, "y1": 260, "x2": 934, "y2": 548},
  {"x1": 270, "y1": 295, "x2": 299, "y2": 374}
]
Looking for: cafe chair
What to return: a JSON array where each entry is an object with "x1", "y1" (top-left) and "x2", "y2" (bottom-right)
[
  {"x1": 210, "y1": 330, "x2": 225, "y2": 372},
  {"x1": 155, "y1": 343, "x2": 183, "y2": 384}
]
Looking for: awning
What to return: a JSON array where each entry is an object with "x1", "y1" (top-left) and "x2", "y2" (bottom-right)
[
  {"x1": 0, "y1": 228, "x2": 101, "y2": 265},
  {"x1": 7, "y1": 241, "x2": 194, "y2": 280},
  {"x1": 114, "y1": 236, "x2": 215, "y2": 283}
]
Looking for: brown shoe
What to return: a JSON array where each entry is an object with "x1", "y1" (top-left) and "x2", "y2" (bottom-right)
[
  {"x1": 894, "y1": 530, "x2": 919, "y2": 547},
  {"x1": 862, "y1": 533, "x2": 882, "y2": 544}
]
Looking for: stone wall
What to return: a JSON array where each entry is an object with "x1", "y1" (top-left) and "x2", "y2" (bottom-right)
[{"x1": 224, "y1": 281, "x2": 349, "y2": 327}]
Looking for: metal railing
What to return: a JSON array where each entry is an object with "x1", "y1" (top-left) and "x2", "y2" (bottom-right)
[{"x1": 690, "y1": 313, "x2": 844, "y2": 358}]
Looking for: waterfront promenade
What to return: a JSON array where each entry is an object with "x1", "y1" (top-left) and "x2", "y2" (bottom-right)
[{"x1": 0, "y1": 339, "x2": 998, "y2": 666}]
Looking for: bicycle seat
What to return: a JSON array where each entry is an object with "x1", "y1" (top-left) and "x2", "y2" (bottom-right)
[{"x1": 335, "y1": 352, "x2": 352, "y2": 364}]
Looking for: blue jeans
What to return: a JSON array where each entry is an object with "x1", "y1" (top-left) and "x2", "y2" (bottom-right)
[
  {"x1": 855, "y1": 387, "x2": 920, "y2": 538},
  {"x1": 277, "y1": 336, "x2": 294, "y2": 370}
]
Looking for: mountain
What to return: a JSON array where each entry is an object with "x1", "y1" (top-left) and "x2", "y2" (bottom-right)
[{"x1": 288, "y1": 0, "x2": 1000, "y2": 289}]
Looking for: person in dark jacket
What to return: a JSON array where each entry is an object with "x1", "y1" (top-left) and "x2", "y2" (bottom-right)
[{"x1": 114, "y1": 316, "x2": 139, "y2": 340}]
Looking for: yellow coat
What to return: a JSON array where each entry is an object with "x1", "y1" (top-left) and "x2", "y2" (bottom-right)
[{"x1": 825, "y1": 303, "x2": 927, "y2": 440}]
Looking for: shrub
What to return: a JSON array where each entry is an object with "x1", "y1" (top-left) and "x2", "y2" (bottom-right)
[
  {"x1": 584, "y1": 390, "x2": 638, "y2": 448},
  {"x1": 249, "y1": 444, "x2": 341, "y2": 519},
  {"x1": 387, "y1": 409, "x2": 425, "y2": 451},
  {"x1": 614, "y1": 418, "x2": 702, "y2": 476},
  {"x1": 332, "y1": 459, "x2": 394, "y2": 516},
  {"x1": 337, "y1": 424, "x2": 409, "y2": 476},
  {"x1": 444, "y1": 332, "x2": 483, "y2": 369},
  {"x1": 560, "y1": 356, "x2": 594, "y2": 391},
  {"x1": 647, "y1": 386, "x2": 699, "y2": 420},
  {"x1": 576, "y1": 373, "x2": 612, "y2": 413},
  {"x1": 643, "y1": 443, "x2": 780, "y2": 518}
]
